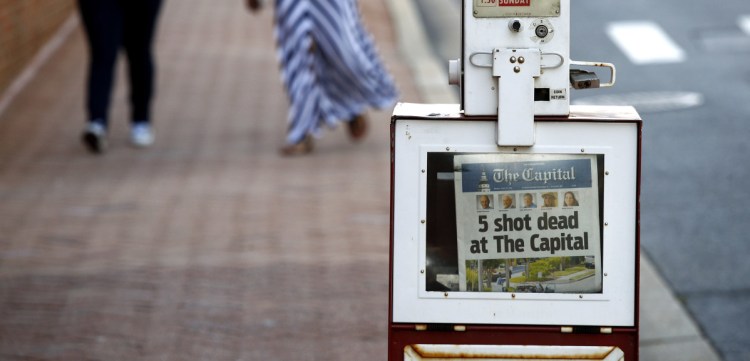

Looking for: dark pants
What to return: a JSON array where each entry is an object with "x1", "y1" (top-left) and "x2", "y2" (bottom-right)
[{"x1": 78, "y1": 0, "x2": 163, "y2": 125}]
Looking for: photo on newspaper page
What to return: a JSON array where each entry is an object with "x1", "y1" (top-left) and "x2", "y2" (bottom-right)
[{"x1": 453, "y1": 153, "x2": 602, "y2": 294}]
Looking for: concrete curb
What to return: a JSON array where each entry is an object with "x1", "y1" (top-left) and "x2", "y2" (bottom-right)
[
  {"x1": 384, "y1": 0, "x2": 457, "y2": 104},
  {"x1": 0, "y1": 14, "x2": 78, "y2": 119}
]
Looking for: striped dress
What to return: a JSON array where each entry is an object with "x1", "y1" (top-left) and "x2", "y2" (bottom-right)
[{"x1": 274, "y1": 0, "x2": 399, "y2": 144}]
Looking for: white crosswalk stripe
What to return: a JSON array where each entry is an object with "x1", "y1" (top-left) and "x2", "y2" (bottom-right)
[
  {"x1": 739, "y1": 15, "x2": 750, "y2": 35},
  {"x1": 606, "y1": 21, "x2": 685, "y2": 65}
]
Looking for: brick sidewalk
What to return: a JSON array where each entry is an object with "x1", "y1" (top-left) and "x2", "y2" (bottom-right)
[{"x1": 0, "y1": 0, "x2": 419, "y2": 359}]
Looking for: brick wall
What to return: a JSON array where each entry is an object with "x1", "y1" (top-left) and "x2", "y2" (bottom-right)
[{"x1": 0, "y1": 0, "x2": 76, "y2": 95}]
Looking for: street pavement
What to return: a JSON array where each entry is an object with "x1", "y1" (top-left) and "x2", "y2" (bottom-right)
[
  {"x1": 0, "y1": 1, "x2": 418, "y2": 359},
  {"x1": 0, "y1": 0, "x2": 723, "y2": 360}
]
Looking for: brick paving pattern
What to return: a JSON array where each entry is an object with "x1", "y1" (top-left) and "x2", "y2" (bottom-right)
[{"x1": 0, "y1": 0, "x2": 419, "y2": 359}]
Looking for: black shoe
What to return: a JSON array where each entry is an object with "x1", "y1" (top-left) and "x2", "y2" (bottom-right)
[{"x1": 81, "y1": 122, "x2": 107, "y2": 154}]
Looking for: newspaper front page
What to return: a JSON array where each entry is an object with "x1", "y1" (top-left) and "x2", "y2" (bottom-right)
[{"x1": 453, "y1": 154, "x2": 602, "y2": 293}]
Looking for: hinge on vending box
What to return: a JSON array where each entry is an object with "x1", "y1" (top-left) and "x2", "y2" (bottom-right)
[
  {"x1": 561, "y1": 326, "x2": 613, "y2": 334},
  {"x1": 415, "y1": 324, "x2": 466, "y2": 332}
]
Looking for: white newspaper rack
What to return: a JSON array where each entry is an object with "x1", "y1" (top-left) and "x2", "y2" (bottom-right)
[{"x1": 390, "y1": 103, "x2": 640, "y2": 327}]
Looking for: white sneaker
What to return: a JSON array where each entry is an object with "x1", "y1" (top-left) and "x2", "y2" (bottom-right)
[
  {"x1": 82, "y1": 121, "x2": 107, "y2": 154},
  {"x1": 131, "y1": 123, "x2": 154, "y2": 148}
]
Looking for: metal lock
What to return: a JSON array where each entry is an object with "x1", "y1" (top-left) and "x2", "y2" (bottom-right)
[{"x1": 570, "y1": 69, "x2": 601, "y2": 89}]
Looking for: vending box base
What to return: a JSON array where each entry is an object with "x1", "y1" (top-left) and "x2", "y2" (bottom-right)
[{"x1": 390, "y1": 326, "x2": 635, "y2": 360}]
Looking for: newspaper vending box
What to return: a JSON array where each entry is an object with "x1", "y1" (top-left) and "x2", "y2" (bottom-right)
[{"x1": 389, "y1": 0, "x2": 641, "y2": 360}]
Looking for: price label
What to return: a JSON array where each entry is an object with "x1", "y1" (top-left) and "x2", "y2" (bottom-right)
[{"x1": 473, "y1": 0, "x2": 560, "y2": 18}]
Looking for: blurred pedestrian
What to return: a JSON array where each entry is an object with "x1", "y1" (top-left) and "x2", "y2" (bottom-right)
[
  {"x1": 248, "y1": 0, "x2": 398, "y2": 155},
  {"x1": 78, "y1": 0, "x2": 164, "y2": 154}
]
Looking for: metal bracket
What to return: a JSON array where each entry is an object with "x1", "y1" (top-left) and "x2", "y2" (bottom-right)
[
  {"x1": 571, "y1": 60, "x2": 617, "y2": 88},
  {"x1": 561, "y1": 326, "x2": 614, "y2": 334},
  {"x1": 493, "y1": 48, "x2": 541, "y2": 147}
]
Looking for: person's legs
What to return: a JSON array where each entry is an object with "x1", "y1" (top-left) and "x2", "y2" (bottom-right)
[
  {"x1": 121, "y1": 0, "x2": 162, "y2": 148},
  {"x1": 78, "y1": 0, "x2": 123, "y2": 126},
  {"x1": 121, "y1": 0, "x2": 163, "y2": 125},
  {"x1": 78, "y1": 0, "x2": 123, "y2": 153}
]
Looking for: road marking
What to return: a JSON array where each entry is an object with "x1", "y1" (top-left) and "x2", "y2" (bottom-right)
[
  {"x1": 739, "y1": 15, "x2": 750, "y2": 35},
  {"x1": 606, "y1": 21, "x2": 685, "y2": 65},
  {"x1": 573, "y1": 91, "x2": 703, "y2": 113}
]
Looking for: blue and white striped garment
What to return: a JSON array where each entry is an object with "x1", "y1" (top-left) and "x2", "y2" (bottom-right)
[{"x1": 274, "y1": 0, "x2": 399, "y2": 144}]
